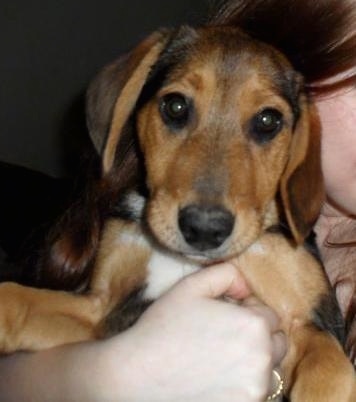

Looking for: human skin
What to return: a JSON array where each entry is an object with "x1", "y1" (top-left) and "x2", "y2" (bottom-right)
[
  {"x1": 314, "y1": 85, "x2": 356, "y2": 359},
  {"x1": 316, "y1": 86, "x2": 356, "y2": 218},
  {"x1": 314, "y1": 86, "x2": 356, "y2": 293}
]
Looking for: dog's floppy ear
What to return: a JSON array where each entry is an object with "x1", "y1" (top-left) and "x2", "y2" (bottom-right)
[
  {"x1": 86, "y1": 30, "x2": 170, "y2": 174},
  {"x1": 39, "y1": 31, "x2": 171, "y2": 290},
  {"x1": 280, "y1": 95, "x2": 325, "y2": 243}
]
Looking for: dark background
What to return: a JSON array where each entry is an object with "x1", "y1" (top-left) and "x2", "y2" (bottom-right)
[{"x1": 0, "y1": 0, "x2": 210, "y2": 178}]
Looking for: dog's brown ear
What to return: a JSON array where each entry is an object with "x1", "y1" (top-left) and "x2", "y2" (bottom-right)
[
  {"x1": 280, "y1": 96, "x2": 325, "y2": 243},
  {"x1": 86, "y1": 30, "x2": 170, "y2": 173},
  {"x1": 40, "y1": 31, "x2": 170, "y2": 290}
]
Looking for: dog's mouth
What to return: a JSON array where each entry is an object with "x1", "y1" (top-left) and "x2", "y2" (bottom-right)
[
  {"x1": 178, "y1": 242, "x2": 233, "y2": 266},
  {"x1": 146, "y1": 198, "x2": 266, "y2": 264},
  {"x1": 119, "y1": 193, "x2": 236, "y2": 262},
  {"x1": 182, "y1": 252, "x2": 228, "y2": 266}
]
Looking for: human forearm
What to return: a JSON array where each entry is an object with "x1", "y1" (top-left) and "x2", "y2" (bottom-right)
[{"x1": 0, "y1": 340, "x2": 128, "y2": 402}]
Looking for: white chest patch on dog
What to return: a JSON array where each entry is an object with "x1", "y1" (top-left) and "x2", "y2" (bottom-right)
[
  {"x1": 246, "y1": 241, "x2": 266, "y2": 256},
  {"x1": 116, "y1": 231, "x2": 150, "y2": 248},
  {"x1": 143, "y1": 250, "x2": 201, "y2": 300}
]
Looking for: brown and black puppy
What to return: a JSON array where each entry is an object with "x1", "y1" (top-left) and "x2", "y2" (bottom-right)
[
  {"x1": 0, "y1": 24, "x2": 354, "y2": 402},
  {"x1": 84, "y1": 26, "x2": 355, "y2": 401}
]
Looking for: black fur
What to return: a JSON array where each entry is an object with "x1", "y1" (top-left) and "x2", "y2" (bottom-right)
[
  {"x1": 136, "y1": 26, "x2": 199, "y2": 111},
  {"x1": 103, "y1": 288, "x2": 152, "y2": 336},
  {"x1": 313, "y1": 293, "x2": 346, "y2": 346},
  {"x1": 306, "y1": 233, "x2": 346, "y2": 345},
  {"x1": 112, "y1": 191, "x2": 147, "y2": 222}
]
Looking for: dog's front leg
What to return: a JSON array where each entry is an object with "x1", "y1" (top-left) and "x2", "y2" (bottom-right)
[
  {"x1": 89, "y1": 219, "x2": 153, "y2": 336},
  {"x1": 0, "y1": 282, "x2": 105, "y2": 352},
  {"x1": 284, "y1": 325, "x2": 355, "y2": 401},
  {"x1": 236, "y1": 233, "x2": 356, "y2": 401}
]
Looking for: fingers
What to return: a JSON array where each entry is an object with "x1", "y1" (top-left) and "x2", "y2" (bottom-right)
[
  {"x1": 243, "y1": 297, "x2": 287, "y2": 366},
  {"x1": 180, "y1": 263, "x2": 252, "y2": 300},
  {"x1": 271, "y1": 331, "x2": 287, "y2": 366},
  {"x1": 243, "y1": 297, "x2": 281, "y2": 333},
  {"x1": 175, "y1": 263, "x2": 287, "y2": 369}
]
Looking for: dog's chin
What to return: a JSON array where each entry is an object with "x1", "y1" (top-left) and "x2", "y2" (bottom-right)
[
  {"x1": 148, "y1": 227, "x2": 240, "y2": 265},
  {"x1": 175, "y1": 245, "x2": 234, "y2": 266},
  {"x1": 182, "y1": 253, "x2": 228, "y2": 266},
  {"x1": 182, "y1": 252, "x2": 215, "y2": 264}
]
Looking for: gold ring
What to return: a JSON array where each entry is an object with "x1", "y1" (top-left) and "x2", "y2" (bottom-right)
[{"x1": 266, "y1": 369, "x2": 284, "y2": 400}]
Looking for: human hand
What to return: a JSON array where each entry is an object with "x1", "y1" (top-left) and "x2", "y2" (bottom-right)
[{"x1": 107, "y1": 263, "x2": 286, "y2": 402}]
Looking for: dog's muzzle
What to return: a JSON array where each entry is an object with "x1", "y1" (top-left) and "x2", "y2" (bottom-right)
[{"x1": 178, "y1": 204, "x2": 234, "y2": 251}]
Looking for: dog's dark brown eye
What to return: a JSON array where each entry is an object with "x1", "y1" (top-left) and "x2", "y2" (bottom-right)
[
  {"x1": 159, "y1": 93, "x2": 191, "y2": 130},
  {"x1": 250, "y1": 108, "x2": 284, "y2": 143}
]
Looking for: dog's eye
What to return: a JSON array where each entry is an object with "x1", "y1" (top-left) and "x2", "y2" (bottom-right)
[
  {"x1": 250, "y1": 108, "x2": 284, "y2": 143},
  {"x1": 159, "y1": 93, "x2": 191, "y2": 130}
]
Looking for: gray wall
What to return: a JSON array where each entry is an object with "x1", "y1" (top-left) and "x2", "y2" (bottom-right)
[{"x1": 0, "y1": 0, "x2": 210, "y2": 177}]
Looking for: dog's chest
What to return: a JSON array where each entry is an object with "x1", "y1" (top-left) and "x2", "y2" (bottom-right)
[
  {"x1": 116, "y1": 229, "x2": 201, "y2": 298},
  {"x1": 103, "y1": 230, "x2": 201, "y2": 335},
  {"x1": 143, "y1": 248, "x2": 201, "y2": 299}
]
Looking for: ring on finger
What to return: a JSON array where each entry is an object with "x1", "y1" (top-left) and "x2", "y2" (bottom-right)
[{"x1": 266, "y1": 369, "x2": 284, "y2": 401}]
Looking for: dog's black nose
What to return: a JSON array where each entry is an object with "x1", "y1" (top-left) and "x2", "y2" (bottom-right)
[{"x1": 178, "y1": 205, "x2": 234, "y2": 251}]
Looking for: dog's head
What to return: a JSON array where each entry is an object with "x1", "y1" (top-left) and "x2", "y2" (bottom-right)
[{"x1": 87, "y1": 25, "x2": 324, "y2": 263}]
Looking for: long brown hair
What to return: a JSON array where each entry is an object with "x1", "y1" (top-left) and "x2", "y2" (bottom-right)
[{"x1": 209, "y1": 0, "x2": 356, "y2": 93}]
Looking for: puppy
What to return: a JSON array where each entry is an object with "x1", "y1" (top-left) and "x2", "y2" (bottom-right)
[
  {"x1": 0, "y1": 24, "x2": 354, "y2": 402},
  {"x1": 85, "y1": 25, "x2": 355, "y2": 401}
]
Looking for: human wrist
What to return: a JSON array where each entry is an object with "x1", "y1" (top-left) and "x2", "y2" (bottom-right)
[{"x1": 95, "y1": 330, "x2": 155, "y2": 402}]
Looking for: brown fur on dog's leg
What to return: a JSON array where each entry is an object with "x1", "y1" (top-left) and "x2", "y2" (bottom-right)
[
  {"x1": 285, "y1": 327, "x2": 356, "y2": 402},
  {"x1": 0, "y1": 282, "x2": 105, "y2": 352}
]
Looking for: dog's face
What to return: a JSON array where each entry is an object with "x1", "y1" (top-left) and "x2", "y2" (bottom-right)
[
  {"x1": 87, "y1": 26, "x2": 323, "y2": 263},
  {"x1": 137, "y1": 28, "x2": 302, "y2": 261}
]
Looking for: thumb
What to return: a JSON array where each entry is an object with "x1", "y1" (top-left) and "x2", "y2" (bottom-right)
[{"x1": 180, "y1": 262, "x2": 251, "y2": 300}]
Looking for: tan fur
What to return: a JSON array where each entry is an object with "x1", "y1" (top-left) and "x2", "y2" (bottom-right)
[
  {"x1": 0, "y1": 283, "x2": 103, "y2": 352},
  {"x1": 90, "y1": 219, "x2": 151, "y2": 313},
  {"x1": 138, "y1": 44, "x2": 316, "y2": 260},
  {"x1": 103, "y1": 31, "x2": 169, "y2": 171},
  {"x1": 288, "y1": 328, "x2": 356, "y2": 402}
]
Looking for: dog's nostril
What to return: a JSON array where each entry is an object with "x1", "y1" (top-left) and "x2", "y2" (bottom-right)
[{"x1": 178, "y1": 205, "x2": 234, "y2": 251}]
